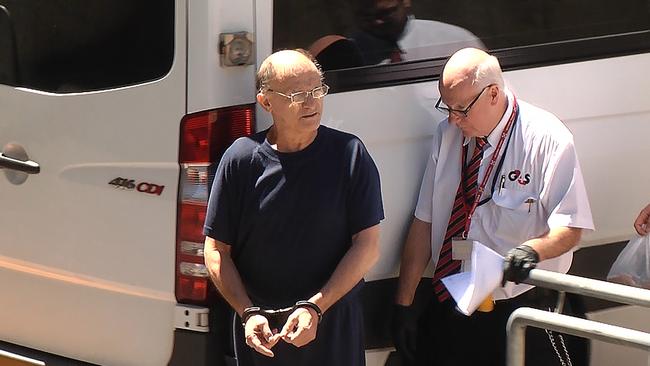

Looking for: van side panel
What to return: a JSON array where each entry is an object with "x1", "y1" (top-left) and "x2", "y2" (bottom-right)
[
  {"x1": 187, "y1": 0, "x2": 256, "y2": 113},
  {"x1": 0, "y1": 2, "x2": 187, "y2": 365}
]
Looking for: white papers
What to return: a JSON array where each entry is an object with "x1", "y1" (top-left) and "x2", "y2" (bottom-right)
[{"x1": 441, "y1": 242, "x2": 504, "y2": 316}]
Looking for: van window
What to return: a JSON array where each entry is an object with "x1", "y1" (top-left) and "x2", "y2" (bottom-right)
[
  {"x1": 273, "y1": 0, "x2": 650, "y2": 71},
  {"x1": 0, "y1": 0, "x2": 174, "y2": 93}
]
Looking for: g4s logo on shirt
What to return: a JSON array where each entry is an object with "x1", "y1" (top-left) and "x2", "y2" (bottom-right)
[{"x1": 508, "y1": 170, "x2": 531, "y2": 186}]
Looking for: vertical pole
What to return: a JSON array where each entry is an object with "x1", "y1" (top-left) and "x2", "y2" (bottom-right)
[{"x1": 506, "y1": 313, "x2": 526, "y2": 366}]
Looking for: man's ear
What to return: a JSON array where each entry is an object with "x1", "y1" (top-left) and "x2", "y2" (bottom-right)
[
  {"x1": 489, "y1": 85, "x2": 500, "y2": 105},
  {"x1": 257, "y1": 92, "x2": 272, "y2": 112}
]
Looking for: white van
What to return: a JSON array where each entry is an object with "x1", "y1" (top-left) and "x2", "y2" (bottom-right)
[{"x1": 1, "y1": 1, "x2": 649, "y2": 365}]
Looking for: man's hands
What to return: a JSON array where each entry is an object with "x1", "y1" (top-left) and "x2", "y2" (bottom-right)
[
  {"x1": 391, "y1": 303, "x2": 419, "y2": 365},
  {"x1": 243, "y1": 306, "x2": 319, "y2": 357},
  {"x1": 279, "y1": 306, "x2": 319, "y2": 347},
  {"x1": 244, "y1": 314, "x2": 281, "y2": 357},
  {"x1": 502, "y1": 244, "x2": 540, "y2": 286}
]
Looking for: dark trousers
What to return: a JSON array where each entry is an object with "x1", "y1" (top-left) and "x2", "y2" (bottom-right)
[{"x1": 415, "y1": 288, "x2": 589, "y2": 366}]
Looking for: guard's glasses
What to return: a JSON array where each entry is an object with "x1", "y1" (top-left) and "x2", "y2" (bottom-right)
[{"x1": 436, "y1": 84, "x2": 494, "y2": 118}]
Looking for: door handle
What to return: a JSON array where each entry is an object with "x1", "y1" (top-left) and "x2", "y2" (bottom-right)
[{"x1": 0, "y1": 152, "x2": 40, "y2": 174}]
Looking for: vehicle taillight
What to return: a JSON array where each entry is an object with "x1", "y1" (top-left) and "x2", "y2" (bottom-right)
[{"x1": 176, "y1": 105, "x2": 254, "y2": 304}]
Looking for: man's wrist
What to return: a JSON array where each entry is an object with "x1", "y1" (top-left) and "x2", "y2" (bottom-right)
[
  {"x1": 394, "y1": 302, "x2": 412, "y2": 309},
  {"x1": 294, "y1": 300, "x2": 323, "y2": 323},
  {"x1": 241, "y1": 306, "x2": 262, "y2": 327},
  {"x1": 394, "y1": 294, "x2": 415, "y2": 307},
  {"x1": 519, "y1": 244, "x2": 540, "y2": 262}
]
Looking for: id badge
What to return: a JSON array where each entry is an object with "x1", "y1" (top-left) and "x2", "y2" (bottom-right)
[
  {"x1": 452, "y1": 238, "x2": 473, "y2": 272},
  {"x1": 451, "y1": 238, "x2": 472, "y2": 261}
]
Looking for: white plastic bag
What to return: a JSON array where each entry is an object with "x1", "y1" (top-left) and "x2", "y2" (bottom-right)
[{"x1": 607, "y1": 235, "x2": 650, "y2": 289}]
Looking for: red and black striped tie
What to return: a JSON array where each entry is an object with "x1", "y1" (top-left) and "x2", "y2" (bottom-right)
[
  {"x1": 389, "y1": 47, "x2": 403, "y2": 63},
  {"x1": 432, "y1": 137, "x2": 487, "y2": 302}
]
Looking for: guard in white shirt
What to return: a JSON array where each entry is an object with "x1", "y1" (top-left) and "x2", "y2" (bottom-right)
[
  {"x1": 391, "y1": 48, "x2": 594, "y2": 366},
  {"x1": 350, "y1": 0, "x2": 484, "y2": 65}
]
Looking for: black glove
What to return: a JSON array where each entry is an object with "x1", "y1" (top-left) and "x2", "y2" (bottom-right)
[
  {"x1": 502, "y1": 244, "x2": 540, "y2": 286},
  {"x1": 391, "y1": 303, "x2": 418, "y2": 365}
]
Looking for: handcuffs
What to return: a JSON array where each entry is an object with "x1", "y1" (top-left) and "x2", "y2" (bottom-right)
[{"x1": 241, "y1": 300, "x2": 323, "y2": 328}]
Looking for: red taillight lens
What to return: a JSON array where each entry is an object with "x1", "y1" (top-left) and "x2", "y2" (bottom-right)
[
  {"x1": 177, "y1": 277, "x2": 208, "y2": 303},
  {"x1": 176, "y1": 104, "x2": 255, "y2": 304},
  {"x1": 179, "y1": 202, "x2": 207, "y2": 243},
  {"x1": 180, "y1": 106, "x2": 254, "y2": 163}
]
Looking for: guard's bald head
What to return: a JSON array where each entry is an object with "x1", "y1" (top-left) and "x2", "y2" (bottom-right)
[
  {"x1": 438, "y1": 48, "x2": 508, "y2": 138},
  {"x1": 440, "y1": 48, "x2": 503, "y2": 93},
  {"x1": 257, "y1": 49, "x2": 322, "y2": 91}
]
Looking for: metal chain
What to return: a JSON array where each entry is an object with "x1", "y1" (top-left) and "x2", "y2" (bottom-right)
[
  {"x1": 545, "y1": 329, "x2": 573, "y2": 366},
  {"x1": 547, "y1": 302, "x2": 573, "y2": 366},
  {"x1": 558, "y1": 333, "x2": 573, "y2": 366},
  {"x1": 545, "y1": 330, "x2": 565, "y2": 366}
]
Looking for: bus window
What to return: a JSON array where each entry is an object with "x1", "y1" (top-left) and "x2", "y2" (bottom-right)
[
  {"x1": 273, "y1": 0, "x2": 650, "y2": 72},
  {"x1": 426, "y1": 0, "x2": 650, "y2": 50},
  {"x1": 273, "y1": 0, "x2": 482, "y2": 69},
  {"x1": 0, "y1": 5, "x2": 17, "y2": 85},
  {"x1": 0, "y1": 0, "x2": 174, "y2": 93}
]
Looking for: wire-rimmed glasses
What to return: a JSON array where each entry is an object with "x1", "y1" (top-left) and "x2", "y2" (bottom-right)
[
  {"x1": 435, "y1": 84, "x2": 494, "y2": 118},
  {"x1": 265, "y1": 84, "x2": 330, "y2": 104}
]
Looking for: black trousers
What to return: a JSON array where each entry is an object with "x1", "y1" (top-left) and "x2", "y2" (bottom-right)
[{"x1": 414, "y1": 287, "x2": 589, "y2": 366}]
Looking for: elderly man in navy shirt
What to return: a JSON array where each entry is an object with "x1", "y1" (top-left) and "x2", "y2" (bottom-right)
[{"x1": 203, "y1": 49, "x2": 384, "y2": 366}]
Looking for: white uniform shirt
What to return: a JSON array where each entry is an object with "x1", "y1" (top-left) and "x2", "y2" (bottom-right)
[
  {"x1": 414, "y1": 89, "x2": 595, "y2": 300},
  {"x1": 398, "y1": 17, "x2": 484, "y2": 62},
  {"x1": 372, "y1": 17, "x2": 484, "y2": 64}
]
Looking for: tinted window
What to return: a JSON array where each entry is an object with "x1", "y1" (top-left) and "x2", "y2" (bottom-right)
[
  {"x1": 273, "y1": 0, "x2": 650, "y2": 71},
  {"x1": 0, "y1": 0, "x2": 174, "y2": 93},
  {"x1": 426, "y1": 0, "x2": 650, "y2": 49}
]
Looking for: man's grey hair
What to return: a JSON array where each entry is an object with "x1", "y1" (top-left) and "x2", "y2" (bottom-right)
[
  {"x1": 256, "y1": 49, "x2": 324, "y2": 92},
  {"x1": 472, "y1": 54, "x2": 504, "y2": 90}
]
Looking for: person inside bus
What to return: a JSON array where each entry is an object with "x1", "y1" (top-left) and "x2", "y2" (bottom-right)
[
  {"x1": 634, "y1": 203, "x2": 650, "y2": 235},
  {"x1": 308, "y1": 35, "x2": 364, "y2": 71},
  {"x1": 349, "y1": 0, "x2": 484, "y2": 65},
  {"x1": 391, "y1": 48, "x2": 594, "y2": 366},
  {"x1": 203, "y1": 49, "x2": 384, "y2": 366}
]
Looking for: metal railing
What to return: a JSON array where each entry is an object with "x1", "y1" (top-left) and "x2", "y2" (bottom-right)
[
  {"x1": 524, "y1": 269, "x2": 650, "y2": 307},
  {"x1": 506, "y1": 268, "x2": 650, "y2": 366}
]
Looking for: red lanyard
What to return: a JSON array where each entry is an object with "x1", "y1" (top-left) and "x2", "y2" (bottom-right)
[{"x1": 461, "y1": 96, "x2": 519, "y2": 238}]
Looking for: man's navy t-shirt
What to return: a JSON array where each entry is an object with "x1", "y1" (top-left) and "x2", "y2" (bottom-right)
[{"x1": 203, "y1": 125, "x2": 384, "y2": 308}]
